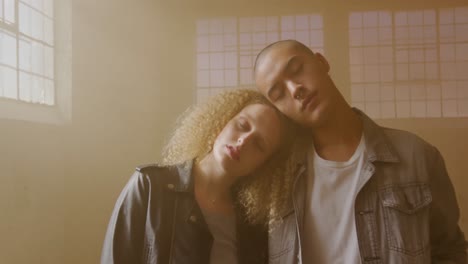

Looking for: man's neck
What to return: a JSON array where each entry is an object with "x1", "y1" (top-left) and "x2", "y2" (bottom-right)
[{"x1": 311, "y1": 106, "x2": 363, "y2": 162}]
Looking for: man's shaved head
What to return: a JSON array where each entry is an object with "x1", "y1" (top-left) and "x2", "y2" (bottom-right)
[
  {"x1": 254, "y1": 40, "x2": 314, "y2": 74},
  {"x1": 254, "y1": 39, "x2": 336, "y2": 128}
]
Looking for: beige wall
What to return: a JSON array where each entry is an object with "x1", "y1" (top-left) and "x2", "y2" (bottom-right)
[{"x1": 0, "y1": 0, "x2": 466, "y2": 263}]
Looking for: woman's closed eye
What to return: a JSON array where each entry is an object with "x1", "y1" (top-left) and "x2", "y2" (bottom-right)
[{"x1": 237, "y1": 118, "x2": 250, "y2": 131}]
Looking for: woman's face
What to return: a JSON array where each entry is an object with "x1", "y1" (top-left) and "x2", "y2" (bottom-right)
[{"x1": 211, "y1": 103, "x2": 283, "y2": 178}]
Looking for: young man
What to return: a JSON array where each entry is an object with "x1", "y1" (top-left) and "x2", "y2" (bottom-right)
[{"x1": 254, "y1": 40, "x2": 467, "y2": 263}]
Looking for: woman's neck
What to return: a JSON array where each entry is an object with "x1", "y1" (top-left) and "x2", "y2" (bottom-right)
[{"x1": 192, "y1": 156, "x2": 236, "y2": 215}]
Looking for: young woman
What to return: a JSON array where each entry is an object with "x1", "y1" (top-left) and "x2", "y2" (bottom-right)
[{"x1": 101, "y1": 89, "x2": 299, "y2": 264}]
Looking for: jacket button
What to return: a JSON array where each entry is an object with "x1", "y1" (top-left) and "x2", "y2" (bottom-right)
[
  {"x1": 167, "y1": 183, "x2": 175, "y2": 190},
  {"x1": 189, "y1": 215, "x2": 197, "y2": 222}
]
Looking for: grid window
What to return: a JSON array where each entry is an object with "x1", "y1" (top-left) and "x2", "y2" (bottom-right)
[
  {"x1": 439, "y1": 7, "x2": 468, "y2": 117},
  {"x1": 0, "y1": 0, "x2": 55, "y2": 105},
  {"x1": 349, "y1": 7, "x2": 468, "y2": 119},
  {"x1": 349, "y1": 11, "x2": 394, "y2": 118},
  {"x1": 196, "y1": 15, "x2": 324, "y2": 103},
  {"x1": 196, "y1": 18, "x2": 238, "y2": 102}
]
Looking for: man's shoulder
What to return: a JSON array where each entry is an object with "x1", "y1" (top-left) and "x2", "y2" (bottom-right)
[
  {"x1": 381, "y1": 126, "x2": 428, "y2": 144},
  {"x1": 379, "y1": 126, "x2": 437, "y2": 156},
  {"x1": 356, "y1": 108, "x2": 436, "y2": 155}
]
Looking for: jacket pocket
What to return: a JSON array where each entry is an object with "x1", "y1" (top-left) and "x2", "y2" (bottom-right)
[{"x1": 380, "y1": 183, "x2": 432, "y2": 256}]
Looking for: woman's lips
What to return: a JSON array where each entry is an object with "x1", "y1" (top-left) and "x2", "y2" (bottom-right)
[{"x1": 226, "y1": 145, "x2": 240, "y2": 161}]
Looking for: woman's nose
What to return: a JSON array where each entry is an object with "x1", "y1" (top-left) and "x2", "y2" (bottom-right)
[{"x1": 237, "y1": 133, "x2": 253, "y2": 147}]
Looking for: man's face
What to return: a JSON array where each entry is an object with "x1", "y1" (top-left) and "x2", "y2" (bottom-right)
[{"x1": 255, "y1": 44, "x2": 336, "y2": 128}]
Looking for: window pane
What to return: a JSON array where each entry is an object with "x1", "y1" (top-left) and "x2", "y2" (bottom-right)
[
  {"x1": 31, "y1": 75, "x2": 44, "y2": 103},
  {"x1": 19, "y1": 37, "x2": 32, "y2": 71},
  {"x1": 0, "y1": 30, "x2": 17, "y2": 67},
  {"x1": 0, "y1": 0, "x2": 4, "y2": 21},
  {"x1": 1, "y1": 65, "x2": 18, "y2": 99},
  {"x1": 19, "y1": 3, "x2": 32, "y2": 36},
  {"x1": 20, "y1": 4, "x2": 49, "y2": 42},
  {"x1": 44, "y1": 45, "x2": 53, "y2": 78},
  {"x1": 31, "y1": 41, "x2": 44, "y2": 75},
  {"x1": 197, "y1": 70, "x2": 209, "y2": 87},
  {"x1": 32, "y1": 9, "x2": 44, "y2": 41},
  {"x1": 224, "y1": 69, "x2": 237, "y2": 86},
  {"x1": 44, "y1": 0, "x2": 54, "y2": 18},
  {"x1": 455, "y1": 7, "x2": 468, "y2": 23},
  {"x1": 28, "y1": 0, "x2": 43, "y2": 13},
  {"x1": 210, "y1": 69, "x2": 224, "y2": 87},
  {"x1": 44, "y1": 78, "x2": 54, "y2": 105},
  {"x1": 44, "y1": 17, "x2": 54, "y2": 44},
  {"x1": 4, "y1": 0, "x2": 15, "y2": 24},
  {"x1": 19, "y1": 71, "x2": 32, "y2": 102}
]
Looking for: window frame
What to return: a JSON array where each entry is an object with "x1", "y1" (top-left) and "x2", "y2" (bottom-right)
[
  {"x1": 195, "y1": 14, "x2": 324, "y2": 103},
  {"x1": 348, "y1": 7, "x2": 468, "y2": 119},
  {"x1": 0, "y1": 0, "x2": 72, "y2": 124}
]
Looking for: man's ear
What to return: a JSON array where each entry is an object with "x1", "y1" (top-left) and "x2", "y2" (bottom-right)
[{"x1": 314, "y1": 53, "x2": 330, "y2": 73}]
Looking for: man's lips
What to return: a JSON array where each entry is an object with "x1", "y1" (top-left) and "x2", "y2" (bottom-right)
[
  {"x1": 226, "y1": 145, "x2": 240, "y2": 161},
  {"x1": 301, "y1": 93, "x2": 316, "y2": 111}
]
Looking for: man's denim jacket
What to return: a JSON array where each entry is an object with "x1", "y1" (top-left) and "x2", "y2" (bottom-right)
[{"x1": 269, "y1": 109, "x2": 467, "y2": 264}]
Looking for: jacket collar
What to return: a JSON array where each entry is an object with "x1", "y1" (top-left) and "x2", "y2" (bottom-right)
[
  {"x1": 293, "y1": 107, "x2": 400, "y2": 176},
  {"x1": 174, "y1": 160, "x2": 194, "y2": 192},
  {"x1": 353, "y1": 108, "x2": 399, "y2": 163}
]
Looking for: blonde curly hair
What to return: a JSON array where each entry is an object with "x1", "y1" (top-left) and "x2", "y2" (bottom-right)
[{"x1": 161, "y1": 88, "x2": 306, "y2": 230}]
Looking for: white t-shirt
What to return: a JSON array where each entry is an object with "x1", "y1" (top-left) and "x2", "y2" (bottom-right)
[
  {"x1": 302, "y1": 136, "x2": 366, "y2": 264},
  {"x1": 201, "y1": 210, "x2": 238, "y2": 264}
]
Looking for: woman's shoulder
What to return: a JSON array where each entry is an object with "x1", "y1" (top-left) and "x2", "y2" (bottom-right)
[
  {"x1": 133, "y1": 163, "x2": 180, "y2": 181},
  {"x1": 136, "y1": 163, "x2": 176, "y2": 175},
  {"x1": 132, "y1": 161, "x2": 192, "y2": 189}
]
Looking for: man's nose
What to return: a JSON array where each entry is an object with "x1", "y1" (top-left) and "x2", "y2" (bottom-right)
[{"x1": 286, "y1": 80, "x2": 303, "y2": 100}]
